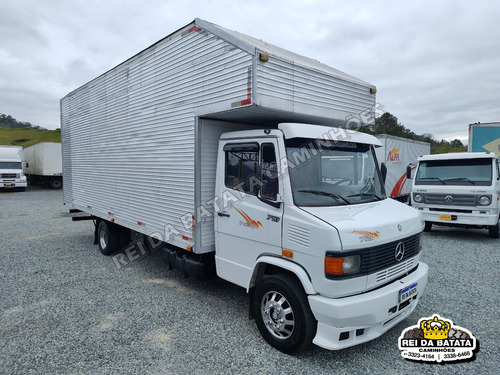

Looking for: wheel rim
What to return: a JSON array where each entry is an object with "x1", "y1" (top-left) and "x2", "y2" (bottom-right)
[
  {"x1": 260, "y1": 291, "x2": 295, "y2": 339},
  {"x1": 99, "y1": 228, "x2": 108, "y2": 250}
]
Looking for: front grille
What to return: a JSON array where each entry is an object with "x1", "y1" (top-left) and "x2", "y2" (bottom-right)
[
  {"x1": 1, "y1": 173, "x2": 18, "y2": 178},
  {"x1": 424, "y1": 193, "x2": 476, "y2": 206},
  {"x1": 326, "y1": 233, "x2": 421, "y2": 279}
]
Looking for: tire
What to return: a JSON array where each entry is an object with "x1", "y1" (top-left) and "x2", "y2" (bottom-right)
[
  {"x1": 49, "y1": 178, "x2": 62, "y2": 189},
  {"x1": 97, "y1": 220, "x2": 122, "y2": 255},
  {"x1": 423, "y1": 221, "x2": 432, "y2": 232},
  {"x1": 488, "y1": 220, "x2": 499, "y2": 238},
  {"x1": 252, "y1": 274, "x2": 317, "y2": 354}
]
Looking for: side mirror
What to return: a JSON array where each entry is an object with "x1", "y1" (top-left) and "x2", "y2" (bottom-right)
[
  {"x1": 406, "y1": 165, "x2": 412, "y2": 179},
  {"x1": 380, "y1": 162, "x2": 387, "y2": 184},
  {"x1": 25, "y1": 162, "x2": 29, "y2": 168}
]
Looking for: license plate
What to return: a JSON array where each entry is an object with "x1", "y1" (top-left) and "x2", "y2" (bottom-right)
[
  {"x1": 399, "y1": 283, "x2": 418, "y2": 303},
  {"x1": 5, "y1": 183, "x2": 12, "y2": 186},
  {"x1": 439, "y1": 214, "x2": 452, "y2": 221}
]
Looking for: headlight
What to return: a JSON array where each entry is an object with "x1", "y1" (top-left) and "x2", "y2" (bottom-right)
[
  {"x1": 478, "y1": 195, "x2": 492, "y2": 206},
  {"x1": 325, "y1": 255, "x2": 360, "y2": 276},
  {"x1": 413, "y1": 193, "x2": 424, "y2": 203}
]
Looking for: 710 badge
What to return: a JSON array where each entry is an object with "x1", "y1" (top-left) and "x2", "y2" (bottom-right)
[{"x1": 398, "y1": 314, "x2": 478, "y2": 363}]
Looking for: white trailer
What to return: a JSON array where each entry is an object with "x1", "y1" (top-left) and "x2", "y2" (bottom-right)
[
  {"x1": 375, "y1": 135, "x2": 430, "y2": 202},
  {"x1": 61, "y1": 18, "x2": 428, "y2": 354},
  {"x1": 24, "y1": 142, "x2": 63, "y2": 189},
  {"x1": 0, "y1": 145, "x2": 27, "y2": 191},
  {"x1": 411, "y1": 152, "x2": 500, "y2": 237}
]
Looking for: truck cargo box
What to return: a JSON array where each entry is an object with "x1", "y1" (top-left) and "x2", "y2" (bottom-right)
[
  {"x1": 61, "y1": 18, "x2": 377, "y2": 254},
  {"x1": 375, "y1": 134, "x2": 430, "y2": 201},
  {"x1": 468, "y1": 122, "x2": 500, "y2": 156}
]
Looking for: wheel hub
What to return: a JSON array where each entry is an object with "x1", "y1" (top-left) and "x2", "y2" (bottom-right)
[{"x1": 261, "y1": 292, "x2": 294, "y2": 339}]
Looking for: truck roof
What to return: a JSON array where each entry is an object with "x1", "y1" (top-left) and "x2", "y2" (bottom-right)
[
  {"x1": 220, "y1": 123, "x2": 383, "y2": 147},
  {"x1": 63, "y1": 18, "x2": 375, "y2": 101},
  {"x1": 417, "y1": 152, "x2": 498, "y2": 161}
]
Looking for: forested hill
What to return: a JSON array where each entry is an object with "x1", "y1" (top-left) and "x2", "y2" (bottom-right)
[
  {"x1": 361, "y1": 112, "x2": 467, "y2": 154},
  {"x1": 0, "y1": 113, "x2": 60, "y2": 147}
]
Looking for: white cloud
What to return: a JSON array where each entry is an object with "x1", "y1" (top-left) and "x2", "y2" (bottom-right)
[{"x1": 1, "y1": 0, "x2": 499, "y2": 142}]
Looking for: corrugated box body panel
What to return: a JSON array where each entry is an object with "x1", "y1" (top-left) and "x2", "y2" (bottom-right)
[
  {"x1": 24, "y1": 142, "x2": 62, "y2": 176},
  {"x1": 61, "y1": 23, "x2": 255, "y2": 248},
  {"x1": 256, "y1": 55, "x2": 375, "y2": 124},
  {"x1": 62, "y1": 18, "x2": 379, "y2": 253}
]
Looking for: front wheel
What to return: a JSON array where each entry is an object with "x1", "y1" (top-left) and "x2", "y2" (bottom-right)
[
  {"x1": 488, "y1": 220, "x2": 499, "y2": 238},
  {"x1": 252, "y1": 274, "x2": 317, "y2": 354},
  {"x1": 423, "y1": 221, "x2": 432, "y2": 232}
]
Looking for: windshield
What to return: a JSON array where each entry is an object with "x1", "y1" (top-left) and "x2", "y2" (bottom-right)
[
  {"x1": 415, "y1": 158, "x2": 493, "y2": 186},
  {"x1": 0, "y1": 162, "x2": 22, "y2": 169},
  {"x1": 285, "y1": 138, "x2": 385, "y2": 206}
]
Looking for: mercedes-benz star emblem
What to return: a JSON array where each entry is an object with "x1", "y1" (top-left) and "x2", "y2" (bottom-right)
[
  {"x1": 444, "y1": 195, "x2": 454, "y2": 204},
  {"x1": 395, "y1": 242, "x2": 405, "y2": 262}
]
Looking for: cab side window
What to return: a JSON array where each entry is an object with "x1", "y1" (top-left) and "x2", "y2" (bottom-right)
[
  {"x1": 224, "y1": 142, "x2": 260, "y2": 195},
  {"x1": 224, "y1": 142, "x2": 279, "y2": 200},
  {"x1": 261, "y1": 143, "x2": 279, "y2": 200}
]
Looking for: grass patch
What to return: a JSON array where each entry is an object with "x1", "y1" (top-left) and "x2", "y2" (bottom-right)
[{"x1": 0, "y1": 127, "x2": 61, "y2": 147}]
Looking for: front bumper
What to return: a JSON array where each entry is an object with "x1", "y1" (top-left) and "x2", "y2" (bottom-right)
[
  {"x1": 308, "y1": 262, "x2": 428, "y2": 350},
  {"x1": 419, "y1": 208, "x2": 498, "y2": 227},
  {"x1": 0, "y1": 181, "x2": 27, "y2": 188}
]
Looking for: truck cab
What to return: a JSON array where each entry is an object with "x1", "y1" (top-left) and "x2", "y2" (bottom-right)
[
  {"x1": 0, "y1": 146, "x2": 27, "y2": 191},
  {"x1": 411, "y1": 152, "x2": 500, "y2": 237},
  {"x1": 214, "y1": 123, "x2": 428, "y2": 352}
]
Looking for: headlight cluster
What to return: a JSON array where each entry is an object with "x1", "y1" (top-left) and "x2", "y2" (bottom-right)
[
  {"x1": 325, "y1": 255, "x2": 360, "y2": 276},
  {"x1": 477, "y1": 195, "x2": 491, "y2": 206},
  {"x1": 413, "y1": 193, "x2": 424, "y2": 203}
]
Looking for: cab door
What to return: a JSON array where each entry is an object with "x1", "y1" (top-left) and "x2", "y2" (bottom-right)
[{"x1": 214, "y1": 138, "x2": 283, "y2": 288}]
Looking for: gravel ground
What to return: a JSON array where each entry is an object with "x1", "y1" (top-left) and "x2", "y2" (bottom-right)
[{"x1": 0, "y1": 186, "x2": 498, "y2": 374}]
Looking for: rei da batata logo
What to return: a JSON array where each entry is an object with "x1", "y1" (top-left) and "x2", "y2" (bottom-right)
[{"x1": 398, "y1": 314, "x2": 478, "y2": 363}]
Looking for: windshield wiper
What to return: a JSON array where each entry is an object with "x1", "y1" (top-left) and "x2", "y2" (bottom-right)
[
  {"x1": 298, "y1": 190, "x2": 351, "y2": 205},
  {"x1": 418, "y1": 177, "x2": 446, "y2": 184},
  {"x1": 444, "y1": 177, "x2": 476, "y2": 185},
  {"x1": 348, "y1": 193, "x2": 383, "y2": 201}
]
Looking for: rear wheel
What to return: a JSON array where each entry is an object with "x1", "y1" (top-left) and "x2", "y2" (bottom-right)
[
  {"x1": 252, "y1": 274, "x2": 317, "y2": 354},
  {"x1": 49, "y1": 178, "x2": 62, "y2": 189},
  {"x1": 97, "y1": 220, "x2": 122, "y2": 255}
]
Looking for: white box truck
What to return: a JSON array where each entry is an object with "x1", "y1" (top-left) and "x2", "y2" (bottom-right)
[
  {"x1": 375, "y1": 135, "x2": 430, "y2": 202},
  {"x1": 24, "y1": 142, "x2": 63, "y2": 189},
  {"x1": 468, "y1": 122, "x2": 500, "y2": 156},
  {"x1": 0, "y1": 145, "x2": 27, "y2": 191},
  {"x1": 61, "y1": 18, "x2": 428, "y2": 353},
  {"x1": 411, "y1": 152, "x2": 500, "y2": 237}
]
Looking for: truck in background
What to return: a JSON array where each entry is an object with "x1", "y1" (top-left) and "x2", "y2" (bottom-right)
[
  {"x1": 410, "y1": 152, "x2": 500, "y2": 237},
  {"x1": 375, "y1": 134, "x2": 430, "y2": 203},
  {"x1": 62, "y1": 18, "x2": 428, "y2": 354},
  {"x1": 24, "y1": 142, "x2": 63, "y2": 189},
  {"x1": 0, "y1": 145, "x2": 27, "y2": 191},
  {"x1": 468, "y1": 122, "x2": 500, "y2": 156}
]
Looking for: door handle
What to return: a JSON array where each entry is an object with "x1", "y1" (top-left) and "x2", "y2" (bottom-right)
[{"x1": 218, "y1": 212, "x2": 230, "y2": 217}]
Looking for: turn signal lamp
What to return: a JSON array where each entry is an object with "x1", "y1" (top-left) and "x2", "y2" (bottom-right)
[{"x1": 325, "y1": 255, "x2": 360, "y2": 276}]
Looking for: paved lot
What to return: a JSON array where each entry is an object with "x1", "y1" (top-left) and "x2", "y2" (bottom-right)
[{"x1": 0, "y1": 187, "x2": 498, "y2": 374}]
